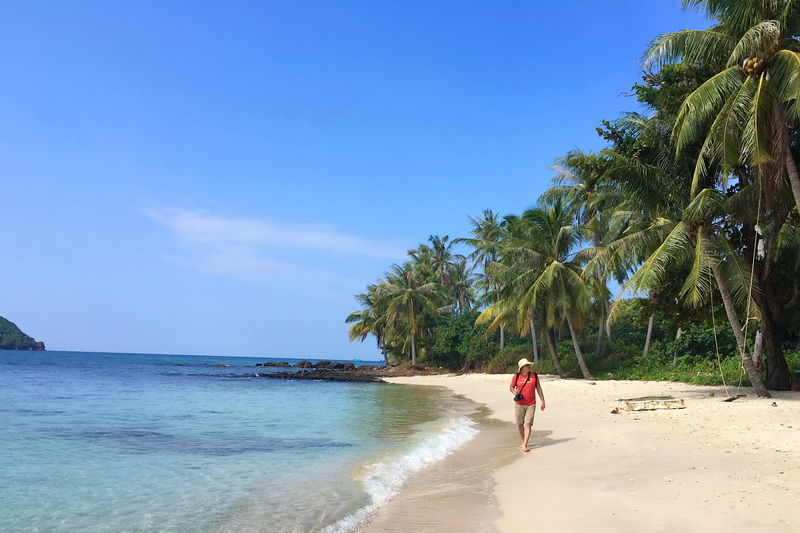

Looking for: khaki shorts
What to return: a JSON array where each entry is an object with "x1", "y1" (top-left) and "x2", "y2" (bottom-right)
[{"x1": 515, "y1": 403, "x2": 537, "y2": 426}]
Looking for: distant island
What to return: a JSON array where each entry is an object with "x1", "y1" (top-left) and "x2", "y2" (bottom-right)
[{"x1": 0, "y1": 317, "x2": 45, "y2": 350}]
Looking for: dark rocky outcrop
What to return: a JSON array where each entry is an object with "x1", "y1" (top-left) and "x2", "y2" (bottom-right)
[
  {"x1": 263, "y1": 368, "x2": 386, "y2": 382},
  {"x1": 255, "y1": 362, "x2": 449, "y2": 382}
]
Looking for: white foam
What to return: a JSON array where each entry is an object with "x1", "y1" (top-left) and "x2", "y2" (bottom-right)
[{"x1": 322, "y1": 416, "x2": 479, "y2": 533}]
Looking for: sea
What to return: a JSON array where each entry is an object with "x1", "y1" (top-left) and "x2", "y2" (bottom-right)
[{"x1": 0, "y1": 350, "x2": 484, "y2": 533}]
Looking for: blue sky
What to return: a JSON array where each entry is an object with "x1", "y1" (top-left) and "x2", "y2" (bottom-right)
[{"x1": 0, "y1": 1, "x2": 708, "y2": 360}]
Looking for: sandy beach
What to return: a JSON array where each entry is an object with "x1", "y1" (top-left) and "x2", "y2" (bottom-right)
[{"x1": 374, "y1": 374, "x2": 800, "y2": 532}]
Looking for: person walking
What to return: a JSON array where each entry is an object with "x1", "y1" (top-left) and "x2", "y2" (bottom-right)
[{"x1": 510, "y1": 358, "x2": 545, "y2": 452}]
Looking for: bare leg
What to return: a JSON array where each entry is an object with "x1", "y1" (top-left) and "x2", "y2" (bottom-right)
[{"x1": 519, "y1": 423, "x2": 531, "y2": 452}]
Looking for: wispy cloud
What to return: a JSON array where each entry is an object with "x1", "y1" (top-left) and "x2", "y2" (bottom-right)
[{"x1": 142, "y1": 206, "x2": 407, "y2": 286}]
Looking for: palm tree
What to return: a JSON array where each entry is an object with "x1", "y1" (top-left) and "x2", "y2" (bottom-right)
[
  {"x1": 447, "y1": 259, "x2": 478, "y2": 312},
  {"x1": 491, "y1": 200, "x2": 598, "y2": 379},
  {"x1": 644, "y1": 0, "x2": 800, "y2": 209},
  {"x1": 546, "y1": 149, "x2": 627, "y2": 357},
  {"x1": 639, "y1": 0, "x2": 796, "y2": 390},
  {"x1": 601, "y1": 186, "x2": 771, "y2": 397},
  {"x1": 380, "y1": 263, "x2": 446, "y2": 366},
  {"x1": 406, "y1": 244, "x2": 436, "y2": 282},
  {"x1": 457, "y1": 210, "x2": 511, "y2": 349},
  {"x1": 579, "y1": 95, "x2": 776, "y2": 394},
  {"x1": 427, "y1": 235, "x2": 462, "y2": 286},
  {"x1": 346, "y1": 284, "x2": 389, "y2": 364}
]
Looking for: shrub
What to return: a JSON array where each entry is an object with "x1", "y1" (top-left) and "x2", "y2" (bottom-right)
[
  {"x1": 486, "y1": 346, "x2": 532, "y2": 374},
  {"x1": 425, "y1": 311, "x2": 497, "y2": 371},
  {"x1": 785, "y1": 350, "x2": 800, "y2": 373}
]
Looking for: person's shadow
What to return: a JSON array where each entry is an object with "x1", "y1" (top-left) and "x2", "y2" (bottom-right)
[{"x1": 528, "y1": 430, "x2": 573, "y2": 449}]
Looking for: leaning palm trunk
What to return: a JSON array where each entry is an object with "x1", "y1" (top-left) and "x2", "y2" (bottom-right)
[
  {"x1": 529, "y1": 316, "x2": 539, "y2": 364},
  {"x1": 594, "y1": 320, "x2": 604, "y2": 360},
  {"x1": 786, "y1": 148, "x2": 800, "y2": 212},
  {"x1": 710, "y1": 263, "x2": 770, "y2": 398},
  {"x1": 566, "y1": 314, "x2": 593, "y2": 379},
  {"x1": 643, "y1": 314, "x2": 655, "y2": 357},
  {"x1": 380, "y1": 340, "x2": 389, "y2": 366},
  {"x1": 544, "y1": 329, "x2": 566, "y2": 378}
]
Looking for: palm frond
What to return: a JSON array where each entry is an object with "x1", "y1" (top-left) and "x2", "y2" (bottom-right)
[
  {"x1": 679, "y1": 224, "x2": 714, "y2": 307},
  {"x1": 475, "y1": 301, "x2": 502, "y2": 328},
  {"x1": 773, "y1": 219, "x2": 800, "y2": 262},
  {"x1": 690, "y1": 136, "x2": 713, "y2": 198},
  {"x1": 683, "y1": 1, "x2": 782, "y2": 36},
  {"x1": 708, "y1": 79, "x2": 747, "y2": 172},
  {"x1": 675, "y1": 66, "x2": 745, "y2": 152},
  {"x1": 642, "y1": 28, "x2": 733, "y2": 69},
  {"x1": 769, "y1": 49, "x2": 800, "y2": 123},
  {"x1": 684, "y1": 187, "x2": 726, "y2": 224},
  {"x1": 625, "y1": 222, "x2": 692, "y2": 295},
  {"x1": 715, "y1": 230, "x2": 761, "y2": 305},
  {"x1": 727, "y1": 20, "x2": 780, "y2": 67},
  {"x1": 735, "y1": 72, "x2": 774, "y2": 167},
  {"x1": 588, "y1": 217, "x2": 677, "y2": 279}
]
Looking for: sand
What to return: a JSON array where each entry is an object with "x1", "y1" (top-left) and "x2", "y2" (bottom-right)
[{"x1": 376, "y1": 374, "x2": 800, "y2": 532}]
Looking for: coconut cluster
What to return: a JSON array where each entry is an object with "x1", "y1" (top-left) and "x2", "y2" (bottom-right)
[{"x1": 742, "y1": 57, "x2": 765, "y2": 75}]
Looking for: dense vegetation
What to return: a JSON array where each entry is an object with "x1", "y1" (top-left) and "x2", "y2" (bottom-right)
[
  {"x1": 347, "y1": 1, "x2": 800, "y2": 394},
  {"x1": 0, "y1": 317, "x2": 45, "y2": 351}
]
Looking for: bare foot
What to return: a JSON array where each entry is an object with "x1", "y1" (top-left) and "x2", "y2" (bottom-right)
[{"x1": 519, "y1": 445, "x2": 529, "y2": 452}]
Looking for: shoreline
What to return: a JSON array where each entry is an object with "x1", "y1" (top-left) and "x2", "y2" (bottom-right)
[
  {"x1": 360, "y1": 396, "x2": 516, "y2": 532},
  {"x1": 378, "y1": 374, "x2": 800, "y2": 532}
]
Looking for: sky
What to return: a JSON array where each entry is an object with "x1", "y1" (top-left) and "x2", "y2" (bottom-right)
[{"x1": 0, "y1": 1, "x2": 710, "y2": 361}]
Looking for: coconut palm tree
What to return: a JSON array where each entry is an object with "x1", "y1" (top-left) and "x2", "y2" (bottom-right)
[
  {"x1": 490, "y1": 200, "x2": 599, "y2": 379},
  {"x1": 546, "y1": 149, "x2": 629, "y2": 357},
  {"x1": 638, "y1": 2, "x2": 796, "y2": 390},
  {"x1": 643, "y1": 0, "x2": 800, "y2": 209},
  {"x1": 473, "y1": 298, "x2": 512, "y2": 351},
  {"x1": 346, "y1": 284, "x2": 390, "y2": 364},
  {"x1": 575, "y1": 91, "x2": 776, "y2": 394},
  {"x1": 426, "y1": 235, "x2": 463, "y2": 286},
  {"x1": 457, "y1": 210, "x2": 511, "y2": 349},
  {"x1": 447, "y1": 259, "x2": 478, "y2": 312},
  {"x1": 599, "y1": 183, "x2": 771, "y2": 396},
  {"x1": 379, "y1": 263, "x2": 447, "y2": 366}
]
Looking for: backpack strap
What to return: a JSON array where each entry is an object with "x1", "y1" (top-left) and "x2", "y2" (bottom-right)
[{"x1": 515, "y1": 372, "x2": 531, "y2": 392}]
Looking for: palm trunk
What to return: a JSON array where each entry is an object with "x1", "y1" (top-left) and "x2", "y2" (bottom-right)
[
  {"x1": 594, "y1": 315, "x2": 604, "y2": 360},
  {"x1": 752, "y1": 330, "x2": 763, "y2": 371},
  {"x1": 643, "y1": 314, "x2": 655, "y2": 357},
  {"x1": 672, "y1": 328, "x2": 682, "y2": 367},
  {"x1": 750, "y1": 289, "x2": 792, "y2": 390},
  {"x1": 410, "y1": 334, "x2": 417, "y2": 367},
  {"x1": 499, "y1": 324, "x2": 505, "y2": 350},
  {"x1": 380, "y1": 342, "x2": 389, "y2": 366},
  {"x1": 529, "y1": 316, "x2": 539, "y2": 364},
  {"x1": 785, "y1": 146, "x2": 800, "y2": 212},
  {"x1": 545, "y1": 329, "x2": 566, "y2": 378},
  {"x1": 566, "y1": 314, "x2": 593, "y2": 379},
  {"x1": 710, "y1": 263, "x2": 770, "y2": 398}
]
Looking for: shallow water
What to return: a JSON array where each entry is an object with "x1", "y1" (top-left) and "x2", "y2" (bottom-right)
[{"x1": 0, "y1": 351, "x2": 480, "y2": 532}]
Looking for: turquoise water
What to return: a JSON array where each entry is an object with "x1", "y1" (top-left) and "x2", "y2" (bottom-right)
[{"x1": 0, "y1": 351, "x2": 479, "y2": 532}]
